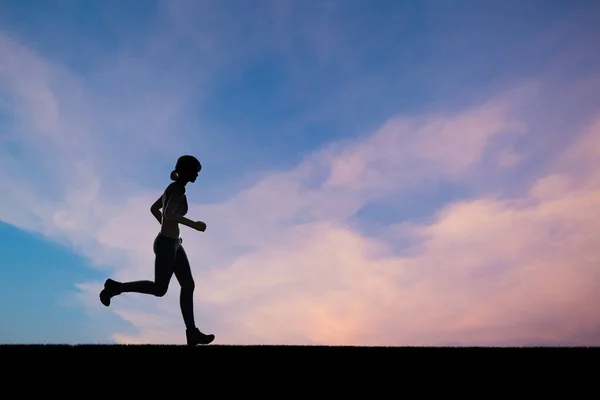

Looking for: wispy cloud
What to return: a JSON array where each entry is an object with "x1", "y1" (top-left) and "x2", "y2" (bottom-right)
[
  {"x1": 1, "y1": 1, "x2": 599, "y2": 346},
  {"x1": 79, "y1": 77, "x2": 600, "y2": 346}
]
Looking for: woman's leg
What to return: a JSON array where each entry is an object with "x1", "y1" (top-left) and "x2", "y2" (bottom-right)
[
  {"x1": 173, "y1": 245, "x2": 196, "y2": 329},
  {"x1": 99, "y1": 235, "x2": 177, "y2": 306},
  {"x1": 174, "y1": 245, "x2": 215, "y2": 345}
]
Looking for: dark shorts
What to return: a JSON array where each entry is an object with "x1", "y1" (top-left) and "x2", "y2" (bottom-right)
[{"x1": 154, "y1": 233, "x2": 182, "y2": 258}]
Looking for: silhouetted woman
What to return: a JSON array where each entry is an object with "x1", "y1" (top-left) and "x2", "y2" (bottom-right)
[{"x1": 99, "y1": 155, "x2": 215, "y2": 346}]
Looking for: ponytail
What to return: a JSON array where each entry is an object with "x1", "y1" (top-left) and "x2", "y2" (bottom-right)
[{"x1": 170, "y1": 170, "x2": 179, "y2": 181}]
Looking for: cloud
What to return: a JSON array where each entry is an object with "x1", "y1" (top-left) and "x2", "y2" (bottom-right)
[
  {"x1": 73, "y1": 78, "x2": 600, "y2": 346},
  {"x1": 2, "y1": 11, "x2": 599, "y2": 346}
]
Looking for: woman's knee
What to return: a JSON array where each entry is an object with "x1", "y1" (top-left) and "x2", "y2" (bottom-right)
[
  {"x1": 181, "y1": 279, "x2": 195, "y2": 293},
  {"x1": 154, "y1": 283, "x2": 169, "y2": 297}
]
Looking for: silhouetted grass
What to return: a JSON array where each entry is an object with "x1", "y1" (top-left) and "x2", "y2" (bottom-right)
[
  {"x1": 1, "y1": 343, "x2": 588, "y2": 357},
  {"x1": 1, "y1": 344, "x2": 593, "y2": 385}
]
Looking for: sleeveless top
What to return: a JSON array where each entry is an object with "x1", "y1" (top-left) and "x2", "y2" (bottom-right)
[
  {"x1": 163, "y1": 183, "x2": 188, "y2": 217},
  {"x1": 175, "y1": 194, "x2": 188, "y2": 216}
]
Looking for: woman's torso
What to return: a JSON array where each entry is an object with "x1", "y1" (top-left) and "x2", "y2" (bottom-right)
[{"x1": 160, "y1": 182, "x2": 188, "y2": 239}]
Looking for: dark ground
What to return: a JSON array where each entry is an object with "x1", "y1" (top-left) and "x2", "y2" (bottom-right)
[
  {"x1": 0, "y1": 345, "x2": 594, "y2": 394},
  {"x1": 1, "y1": 343, "x2": 593, "y2": 363}
]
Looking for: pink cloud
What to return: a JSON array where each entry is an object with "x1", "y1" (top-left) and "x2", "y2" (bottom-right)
[
  {"x1": 80, "y1": 82, "x2": 600, "y2": 346},
  {"x1": 2, "y1": 26, "x2": 599, "y2": 346}
]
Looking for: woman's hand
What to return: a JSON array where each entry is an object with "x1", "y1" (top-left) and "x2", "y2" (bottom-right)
[{"x1": 193, "y1": 221, "x2": 207, "y2": 232}]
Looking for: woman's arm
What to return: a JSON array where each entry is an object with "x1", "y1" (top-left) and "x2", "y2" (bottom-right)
[{"x1": 150, "y1": 196, "x2": 163, "y2": 224}]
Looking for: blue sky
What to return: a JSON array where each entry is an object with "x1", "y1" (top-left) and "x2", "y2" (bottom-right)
[{"x1": 1, "y1": 0, "x2": 600, "y2": 345}]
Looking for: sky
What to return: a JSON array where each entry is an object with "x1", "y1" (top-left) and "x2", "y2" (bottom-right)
[{"x1": 1, "y1": 0, "x2": 599, "y2": 346}]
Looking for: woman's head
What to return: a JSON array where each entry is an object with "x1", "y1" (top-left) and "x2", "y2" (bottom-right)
[{"x1": 170, "y1": 155, "x2": 202, "y2": 183}]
